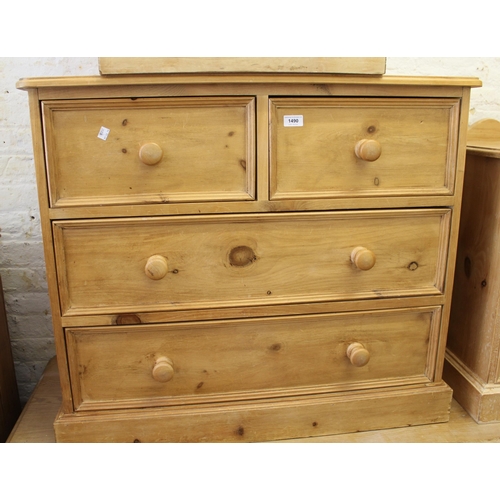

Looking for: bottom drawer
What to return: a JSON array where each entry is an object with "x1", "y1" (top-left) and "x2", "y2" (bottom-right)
[{"x1": 67, "y1": 307, "x2": 441, "y2": 411}]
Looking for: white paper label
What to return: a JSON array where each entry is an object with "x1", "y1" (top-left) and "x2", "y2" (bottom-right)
[
  {"x1": 284, "y1": 115, "x2": 303, "y2": 127},
  {"x1": 97, "y1": 126, "x2": 110, "y2": 140}
]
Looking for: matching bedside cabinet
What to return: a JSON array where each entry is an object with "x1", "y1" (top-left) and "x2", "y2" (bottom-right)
[
  {"x1": 17, "y1": 60, "x2": 481, "y2": 441},
  {"x1": 444, "y1": 119, "x2": 500, "y2": 422}
]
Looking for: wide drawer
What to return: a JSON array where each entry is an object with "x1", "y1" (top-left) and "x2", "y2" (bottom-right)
[
  {"x1": 53, "y1": 210, "x2": 451, "y2": 316},
  {"x1": 270, "y1": 98, "x2": 460, "y2": 199},
  {"x1": 66, "y1": 307, "x2": 441, "y2": 411},
  {"x1": 42, "y1": 97, "x2": 255, "y2": 207}
]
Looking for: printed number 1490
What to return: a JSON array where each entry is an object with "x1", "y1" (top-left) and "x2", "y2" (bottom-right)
[{"x1": 284, "y1": 115, "x2": 303, "y2": 127}]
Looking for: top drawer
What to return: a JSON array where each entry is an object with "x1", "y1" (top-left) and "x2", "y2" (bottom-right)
[
  {"x1": 270, "y1": 98, "x2": 460, "y2": 200},
  {"x1": 42, "y1": 97, "x2": 256, "y2": 208}
]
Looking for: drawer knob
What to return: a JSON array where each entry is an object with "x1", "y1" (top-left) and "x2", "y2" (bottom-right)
[
  {"x1": 145, "y1": 255, "x2": 168, "y2": 280},
  {"x1": 139, "y1": 143, "x2": 163, "y2": 166},
  {"x1": 152, "y1": 356, "x2": 175, "y2": 383},
  {"x1": 351, "y1": 246, "x2": 376, "y2": 271},
  {"x1": 346, "y1": 342, "x2": 371, "y2": 367},
  {"x1": 354, "y1": 139, "x2": 382, "y2": 161}
]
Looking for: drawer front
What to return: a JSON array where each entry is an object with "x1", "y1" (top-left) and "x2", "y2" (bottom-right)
[
  {"x1": 270, "y1": 98, "x2": 460, "y2": 199},
  {"x1": 54, "y1": 210, "x2": 450, "y2": 316},
  {"x1": 42, "y1": 97, "x2": 255, "y2": 207},
  {"x1": 67, "y1": 307, "x2": 440, "y2": 410}
]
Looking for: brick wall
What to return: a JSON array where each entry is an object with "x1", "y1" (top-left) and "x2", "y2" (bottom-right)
[
  {"x1": 0, "y1": 58, "x2": 97, "y2": 403},
  {"x1": 0, "y1": 57, "x2": 498, "y2": 404},
  {"x1": 386, "y1": 58, "x2": 500, "y2": 123}
]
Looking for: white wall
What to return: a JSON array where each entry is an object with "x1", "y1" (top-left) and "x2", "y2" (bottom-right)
[
  {"x1": 386, "y1": 58, "x2": 500, "y2": 123},
  {"x1": 1, "y1": 57, "x2": 498, "y2": 404},
  {"x1": 0, "y1": 58, "x2": 97, "y2": 402}
]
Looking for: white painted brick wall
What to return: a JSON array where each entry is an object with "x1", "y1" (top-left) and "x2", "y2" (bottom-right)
[
  {"x1": 386, "y1": 58, "x2": 500, "y2": 123},
  {"x1": 0, "y1": 57, "x2": 498, "y2": 405},
  {"x1": 0, "y1": 58, "x2": 98, "y2": 403}
]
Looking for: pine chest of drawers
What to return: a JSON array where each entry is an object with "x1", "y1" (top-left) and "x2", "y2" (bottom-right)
[{"x1": 18, "y1": 65, "x2": 481, "y2": 442}]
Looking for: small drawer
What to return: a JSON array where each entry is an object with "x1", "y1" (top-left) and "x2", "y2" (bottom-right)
[
  {"x1": 66, "y1": 307, "x2": 440, "y2": 411},
  {"x1": 53, "y1": 209, "x2": 450, "y2": 317},
  {"x1": 42, "y1": 97, "x2": 255, "y2": 207},
  {"x1": 270, "y1": 97, "x2": 460, "y2": 200}
]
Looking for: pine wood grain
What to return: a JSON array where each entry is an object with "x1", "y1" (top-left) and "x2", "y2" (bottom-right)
[
  {"x1": 7, "y1": 357, "x2": 59, "y2": 443},
  {"x1": 53, "y1": 210, "x2": 450, "y2": 317},
  {"x1": 467, "y1": 118, "x2": 500, "y2": 157},
  {"x1": 16, "y1": 74, "x2": 482, "y2": 90},
  {"x1": 444, "y1": 119, "x2": 500, "y2": 422},
  {"x1": 9, "y1": 357, "x2": 500, "y2": 443},
  {"x1": 52, "y1": 385, "x2": 453, "y2": 443},
  {"x1": 26, "y1": 90, "x2": 75, "y2": 413},
  {"x1": 17, "y1": 66, "x2": 480, "y2": 442},
  {"x1": 270, "y1": 97, "x2": 460, "y2": 199},
  {"x1": 65, "y1": 307, "x2": 440, "y2": 411},
  {"x1": 42, "y1": 97, "x2": 255, "y2": 208},
  {"x1": 97, "y1": 57, "x2": 387, "y2": 75}
]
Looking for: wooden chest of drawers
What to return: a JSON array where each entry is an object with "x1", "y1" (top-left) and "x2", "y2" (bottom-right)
[{"x1": 17, "y1": 65, "x2": 481, "y2": 442}]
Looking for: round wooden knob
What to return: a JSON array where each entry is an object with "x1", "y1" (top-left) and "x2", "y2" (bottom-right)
[
  {"x1": 152, "y1": 356, "x2": 174, "y2": 382},
  {"x1": 354, "y1": 139, "x2": 382, "y2": 161},
  {"x1": 351, "y1": 246, "x2": 376, "y2": 271},
  {"x1": 139, "y1": 143, "x2": 163, "y2": 165},
  {"x1": 145, "y1": 255, "x2": 168, "y2": 280},
  {"x1": 346, "y1": 343, "x2": 371, "y2": 367}
]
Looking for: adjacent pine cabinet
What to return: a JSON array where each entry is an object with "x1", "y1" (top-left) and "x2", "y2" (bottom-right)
[
  {"x1": 445, "y1": 119, "x2": 500, "y2": 422},
  {"x1": 17, "y1": 61, "x2": 481, "y2": 442}
]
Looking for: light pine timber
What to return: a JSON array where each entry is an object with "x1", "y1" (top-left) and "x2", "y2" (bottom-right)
[
  {"x1": 65, "y1": 307, "x2": 441, "y2": 412},
  {"x1": 466, "y1": 118, "x2": 500, "y2": 156},
  {"x1": 26, "y1": 90, "x2": 75, "y2": 413},
  {"x1": 9, "y1": 357, "x2": 500, "y2": 443},
  {"x1": 52, "y1": 386, "x2": 452, "y2": 443},
  {"x1": 44, "y1": 196, "x2": 460, "y2": 220},
  {"x1": 16, "y1": 75, "x2": 481, "y2": 90},
  {"x1": 270, "y1": 98, "x2": 460, "y2": 200},
  {"x1": 7, "y1": 358, "x2": 61, "y2": 443},
  {"x1": 97, "y1": 57, "x2": 388, "y2": 75},
  {"x1": 444, "y1": 119, "x2": 500, "y2": 422},
  {"x1": 52, "y1": 210, "x2": 451, "y2": 317},
  {"x1": 17, "y1": 68, "x2": 482, "y2": 442},
  {"x1": 60, "y1": 294, "x2": 446, "y2": 328},
  {"x1": 42, "y1": 97, "x2": 256, "y2": 208}
]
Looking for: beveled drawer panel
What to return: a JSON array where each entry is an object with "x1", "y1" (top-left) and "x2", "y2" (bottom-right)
[
  {"x1": 42, "y1": 97, "x2": 255, "y2": 207},
  {"x1": 67, "y1": 307, "x2": 440, "y2": 410},
  {"x1": 53, "y1": 210, "x2": 450, "y2": 316},
  {"x1": 270, "y1": 98, "x2": 460, "y2": 200}
]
